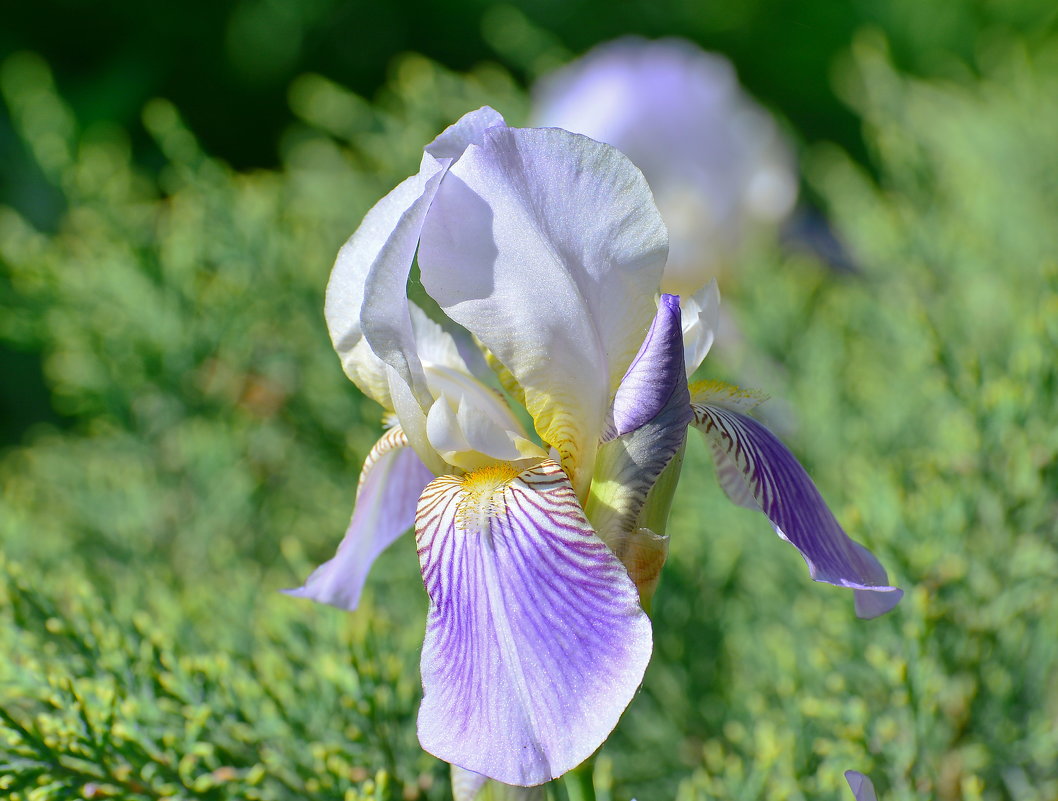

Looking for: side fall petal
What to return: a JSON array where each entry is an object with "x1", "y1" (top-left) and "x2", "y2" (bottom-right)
[
  {"x1": 284, "y1": 427, "x2": 433, "y2": 610},
  {"x1": 691, "y1": 391, "x2": 902, "y2": 618},
  {"x1": 415, "y1": 460, "x2": 652, "y2": 786}
]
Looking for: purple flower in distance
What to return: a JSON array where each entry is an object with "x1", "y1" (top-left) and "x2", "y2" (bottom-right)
[
  {"x1": 287, "y1": 106, "x2": 900, "y2": 789},
  {"x1": 533, "y1": 37, "x2": 798, "y2": 295}
]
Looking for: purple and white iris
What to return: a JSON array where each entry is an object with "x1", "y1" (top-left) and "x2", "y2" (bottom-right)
[{"x1": 287, "y1": 107, "x2": 901, "y2": 789}]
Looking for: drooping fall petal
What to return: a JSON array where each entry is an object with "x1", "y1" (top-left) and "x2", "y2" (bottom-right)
[
  {"x1": 284, "y1": 427, "x2": 432, "y2": 611},
  {"x1": 691, "y1": 386, "x2": 902, "y2": 618},
  {"x1": 418, "y1": 126, "x2": 668, "y2": 497},
  {"x1": 415, "y1": 460, "x2": 652, "y2": 786}
]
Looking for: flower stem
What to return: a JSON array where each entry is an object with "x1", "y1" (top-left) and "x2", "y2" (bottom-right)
[
  {"x1": 562, "y1": 758, "x2": 596, "y2": 801},
  {"x1": 638, "y1": 436, "x2": 686, "y2": 537}
]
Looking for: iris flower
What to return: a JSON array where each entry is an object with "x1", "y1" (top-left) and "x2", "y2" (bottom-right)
[
  {"x1": 532, "y1": 37, "x2": 798, "y2": 294},
  {"x1": 287, "y1": 107, "x2": 901, "y2": 788}
]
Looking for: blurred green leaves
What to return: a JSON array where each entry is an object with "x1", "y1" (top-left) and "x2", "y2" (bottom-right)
[{"x1": 2, "y1": 27, "x2": 1058, "y2": 801}]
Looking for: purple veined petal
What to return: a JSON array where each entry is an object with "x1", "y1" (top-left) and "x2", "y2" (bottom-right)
[
  {"x1": 451, "y1": 767, "x2": 546, "y2": 801},
  {"x1": 284, "y1": 427, "x2": 433, "y2": 611},
  {"x1": 691, "y1": 400, "x2": 902, "y2": 618},
  {"x1": 418, "y1": 126, "x2": 668, "y2": 498},
  {"x1": 415, "y1": 460, "x2": 652, "y2": 786},
  {"x1": 606, "y1": 294, "x2": 687, "y2": 440},
  {"x1": 844, "y1": 771, "x2": 879, "y2": 801}
]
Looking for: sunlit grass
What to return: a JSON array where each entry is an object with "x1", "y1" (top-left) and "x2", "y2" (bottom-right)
[{"x1": 2, "y1": 33, "x2": 1057, "y2": 800}]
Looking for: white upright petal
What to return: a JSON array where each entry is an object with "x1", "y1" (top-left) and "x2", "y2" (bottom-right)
[
  {"x1": 682, "y1": 278, "x2": 720, "y2": 375},
  {"x1": 418, "y1": 126, "x2": 667, "y2": 495},
  {"x1": 424, "y1": 364, "x2": 546, "y2": 471},
  {"x1": 325, "y1": 157, "x2": 445, "y2": 408},
  {"x1": 427, "y1": 106, "x2": 507, "y2": 160},
  {"x1": 326, "y1": 108, "x2": 507, "y2": 425},
  {"x1": 360, "y1": 108, "x2": 508, "y2": 408}
]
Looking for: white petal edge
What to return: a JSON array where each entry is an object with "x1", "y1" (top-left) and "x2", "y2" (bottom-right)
[{"x1": 682, "y1": 278, "x2": 720, "y2": 375}]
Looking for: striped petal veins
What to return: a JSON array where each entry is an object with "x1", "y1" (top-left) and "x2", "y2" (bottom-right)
[
  {"x1": 415, "y1": 460, "x2": 652, "y2": 786},
  {"x1": 692, "y1": 397, "x2": 902, "y2": 618}
]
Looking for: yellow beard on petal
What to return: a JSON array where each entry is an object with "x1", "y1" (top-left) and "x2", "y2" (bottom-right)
[{"x1": 456, "y1": 464, "x2": 520, "y2": 532}]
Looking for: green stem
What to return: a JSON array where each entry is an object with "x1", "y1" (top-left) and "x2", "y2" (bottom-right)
[
  {"x1": 637, "y1": 437, "x2": 687, "y2": 537},
  {"x1": 562, "y1": 757, "x2": 596, "y2": 801}
]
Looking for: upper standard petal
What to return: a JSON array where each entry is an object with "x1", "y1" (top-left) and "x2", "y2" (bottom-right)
[
  {"x1": 327, "y1": 108, "x2": 507, "y2": 469},
  {"x1": 418, "y1": 126, "x2": 668, "y2": 497},
  {"x1": 325, "y1": 159, "x2": 445, "y2": 408}
]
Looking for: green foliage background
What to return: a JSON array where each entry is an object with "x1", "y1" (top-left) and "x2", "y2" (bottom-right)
[{"x1": 2, "y1": 4, "x2": 1057, "y2": 800}]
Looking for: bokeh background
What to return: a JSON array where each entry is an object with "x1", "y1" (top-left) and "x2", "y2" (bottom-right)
[{"x1": 2, "y1": 2, "x2": 1057, "y2": 799}]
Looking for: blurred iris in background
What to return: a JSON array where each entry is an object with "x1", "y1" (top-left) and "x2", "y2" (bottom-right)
[{"x1": 533, "y1": 37, "x2": 798, "y2": 295}]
